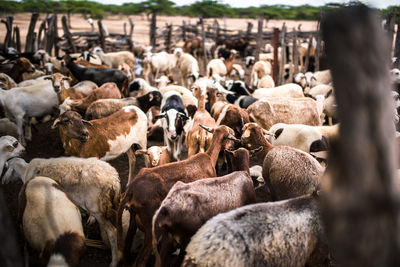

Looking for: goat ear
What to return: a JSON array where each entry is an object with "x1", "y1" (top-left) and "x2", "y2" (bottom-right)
[
  {"x1": 249, "y1": 146, "x2": 263, "y2": 156},
  {"x1": 148, "y1": 93, "x2": 153, "y2": 102},
  {"x1": 82, "y1": 120, "x2": 93, "y2": 126},
  {"x1": 44, "y1": 76, "x2": 52, "y2": 80},
  {"x1": 199, "y1": 124, "x2": 214, "y2": 133},
  {"x1": 51, "y1": 118, "x2": 61, "y2": 129},
  {"x1": 178, "y1": 112, "x2": 188, "y2": 120},
  {"x1": 5, "y1": 145, "x2": 15, "y2": 152},
  {"x1": 135, "y1": 149, "x2": 149, "y2": 155},
  {"x1": 62, "y1": 76, "x2": 72, "y2": 81}
]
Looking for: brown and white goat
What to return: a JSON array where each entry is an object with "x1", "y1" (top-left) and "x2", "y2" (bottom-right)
[
  {"x1": 116, "y1": 124, "x2": 238, "y2": 267},
  {"x1": 241, "y1": 123, "x2": 324, "y2": 201},
  {"x1": 45, "y1": 72, "x2": 98, "y2": 103},
  {"x1": 19, "y1": 176, "x2": 85, "y2": 267},
  {"x1": 152, "y1": 148, "x2": 256, "y2": 267},
  {"x1": 52, "y1": 106, "x2": 147, "y2": 180}
]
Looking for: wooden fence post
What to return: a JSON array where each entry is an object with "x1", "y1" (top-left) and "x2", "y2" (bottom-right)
[
  {"x1": 128, "y1": 18, "x2": 134, "y2": 38},
  {"x1": 53, "y1": 14, "x2": 59, "y2": 57},
  {"x1": 37, "y1": 18, "x2": 47, "y2": 50},
  {"x1": 200, "y1": 17, "x2": 207, "y2": 73},
  {"x1": 386, "y1": 8, "x2": 396, "y2": 52},
  {"x1": 213, "y1": 19, "x2": 220, "y2": 44},
  {"x1": 150, "y1": 11, "x2": 157, "y2": 51},
  {"x1": 314, "y1": 22, "x2": 321, "y2": 72},
  {"x1": 394, "y1": 17, "x2": 400, "y2": 67},
  {"x1": 61, "y1": 15, "x2": 76, "y2": 53},
  {"x1": 302, "y1": 34, "x2": 313, "y2": 73},
  {"x1": 165, "y1": 23, "x2": 172, "y2": 53},
  {"x1": 321, "y1": 5, "x2": 400, "y2": 266},
  {"x1": 182, "y1": 20, "x2": 186, "y2": 41},
  {"x1": 272, "y1": 27, "x2": 279, "y2": 84},
  {"x1": 25, "y1": 12, "x2": 39, "y2": 53},
  {"x1": 292, "y1": 28, "x2": 299, "y2": 78},
  {"x1": 245, "y1": 22, "x2": 253, "y2": 42},
  {"x1": 278, "y1": 23, "x2": 286, "y2": 85},
  {"x1": 255, "y1": 13, "x2": 264, "y2": 62},
  {"x1": 13, "y1": 26, "x2": 21, "y2": 53},
  {"x1": 98, "y1": 19, "x2": 106, "y2": 50},
  {"x1": 45, "y1": 15, "x2": 56, "y2": 55},
  {"x1": 1, "y1": 16, "x2": 13, "y2": 53}
]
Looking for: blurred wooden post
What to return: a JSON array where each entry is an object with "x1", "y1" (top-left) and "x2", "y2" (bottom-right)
[
  {"x1": 278, "y1": 23, "x2": 286, "y2": 85},
  {"x1": 255, "y1": 13, "x2": 264, "y2": 62},
  {"x1": 37, "y1": 18, "x2": 47, "y2": 50},
  {"x1": 272, "y1": 27, "x2": 279, "y2": 84},
  {"x1": 25, "y1": 12, "x2": 39, "y2": 53},
  {"x1": 200, "y1": 17, "x2": 207, "y2": 73},
  {"x1": 394, "y1": 18, "x2": 400, "y2": 67},
  {"x1": 98, "y1": 19, "x2": 105, "y2": 50},
  {"x1": 128, "y1": 18, "x2": 134, "y2": 38},
  {"x1": 315, "y1": 22, "x2": 321, "y2": 72},
  {"x1": 302, "y1": 34, "x2": 313, "y2": 73},
  {"x1": 292, "y1": 28, "x2": 299, "y2": 75},
  {"x1": 213, "y1": 19, "x2": 220, "y2": 44},
  {"x1": 61, "y1": 15, "x2": 76, "y2": 53},
  {"x1": 1, "y1": 16, "x2": 13, "y2": 53},
  {"x1": 45, "y1": 15, "x2": 55, "y2": 55},
  {"x1": 165, "y1": 23, "x2": 172, "y2": 53},
  {"x1": 245, "y1": 22, "x2": 253, "y2": 42},
  {"x1": 53, "y1": 14, "x2": 59, "y2": 57},
  {"x1": 13, "y1": 26, "x2": 21, "y2": 53},
  {"x1": 386, "y1": 8, "x2": 395, "y2": 52},
  {"x1": 0, "y1": 189, "x2": 24, "y2": 267},
  {"x1": 150, "y1": 12, "x2": 157, "y2": 52},
  {"x1": 182, "y1": 20, "x2": 186, "y2": 41},
  {"x1": 321, "y1": 5, "x2": 400, "y2": 266}
]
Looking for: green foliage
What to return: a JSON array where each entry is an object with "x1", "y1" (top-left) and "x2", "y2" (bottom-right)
[{"x1": 0, "y1": 0, "x2": 398, "y2": 21}]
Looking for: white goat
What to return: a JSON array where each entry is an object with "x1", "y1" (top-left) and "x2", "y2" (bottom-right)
[
  {"x1": 0, "y1": 80, "x2": 58, "y2": 145},
  {"x1": 92, "y1": 46, "x2": 135, "y2": 69}
]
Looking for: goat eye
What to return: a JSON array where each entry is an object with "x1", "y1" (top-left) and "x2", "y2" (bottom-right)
[{"x1": 12, "y1": 141, "x2": 18, "y2": 148}]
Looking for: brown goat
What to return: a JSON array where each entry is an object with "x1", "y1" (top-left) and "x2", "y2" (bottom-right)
[
  {"x1": 2, "y1": 57, "x2": 35, "y2": 83},
  {"x1": 224, "y1": 49, "x2": 238, "y2": 75},
  {"x1": 183, "y1": 37, "x2": 202, "y2": 57},
  {"x1": 116, "y1": 124, "x2": 238, "y2": 267},
  {"x1": 241, "y1": 122, "x2": 324, "y2": 201},
  {"x1": 152, "y1": 148, "x2": 256, "y2": 267},
  {"x1": 60, "y1": 82, "x2": 122, "y2": 114},
  {"x1": 186, "y1": 85, "x2": 216, "y2": 157}
]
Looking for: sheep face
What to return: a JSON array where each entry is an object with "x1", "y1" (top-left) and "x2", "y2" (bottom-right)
[
  {"x1": 52, "y1": 111, "x2": 91, "y2": 143},
  {"x1": 45, "y1": 73, "x2": 71, "y2": 93},
  {"x1": 158, "y1": 109, "x2": 188, "y2": 141},
  {"x1": 0, "y1": 136, "x2": 25, "y2": 159}
]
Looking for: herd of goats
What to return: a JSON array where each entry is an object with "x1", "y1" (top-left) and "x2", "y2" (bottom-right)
[{"x1": 0, "y1": 10, "x2": 399, "y2": 267}]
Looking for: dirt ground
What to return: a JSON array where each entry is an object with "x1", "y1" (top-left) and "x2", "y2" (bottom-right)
[{"x1": 0, "y1": 13, "x2": 318, "y2": 49}]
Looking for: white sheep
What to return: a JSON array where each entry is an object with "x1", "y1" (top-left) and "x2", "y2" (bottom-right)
[
  {"x1": 0, "y1": 80, "x2": 58, "y2": 145},
  {"x1": 267, "y1": 123, "x2": 329, "y2": 153},
  {"x1": 20, "y1": 176, "x2": 85, "y2": 267},
  {"x1": 143, "y1": 48, "x2": 182, "y2": 82},
  {"x1": 0, "y1": 118, "x2": 18, "y2": 138},
  {"x1": 2, "y1": 156, "x2": 121, "y2": 267},
  {"x1": 206, "y1": 58, "x2": 227, "y2": 78},
  {"x1": 252, "y1": 83, "x2": 304, "y2": 99},
  {"x1": 257, "y1": 75, "x2": 275, "y2": 89},
  {"x1": 183, "y1": 194, "x2": 328, "y2": 267},
  {"x1": 176, "y1": 52, "x2": 200, "y2": 87},
  {"x1": 250, "y1": 60, "x2": 272, "y2": 88},
  {"x1": 0, "y1": 136, "x2": 24, "y2": 178},
  {"x1": 92, "y1": 46, "x2": 135, "y2": 69}
]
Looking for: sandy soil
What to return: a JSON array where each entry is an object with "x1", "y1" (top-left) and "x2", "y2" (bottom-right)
[{"x1": 0, "y1": 13, "x2": 318, "y2": 49}]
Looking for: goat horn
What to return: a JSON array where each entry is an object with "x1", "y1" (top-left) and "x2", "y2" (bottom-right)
[
  {"x1": 51, "y1": 118, "x2": 61, "y2": 129},
  {"x1": 199, "y1": 124, "x2": 214, "y2": 133}
]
